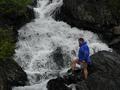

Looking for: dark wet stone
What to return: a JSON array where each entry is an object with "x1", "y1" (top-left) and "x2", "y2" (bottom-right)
[
  {"x1": 47, "y1": 51, "x2": 120, "y2": 90},
  {"x1": 0, "y1": 58, "x2": 28, "y2": 90}
]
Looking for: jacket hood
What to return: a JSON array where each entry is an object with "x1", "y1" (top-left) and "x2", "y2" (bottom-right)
[{"x1": 80, "y1": 41, "x2": 87, "y2": 47}]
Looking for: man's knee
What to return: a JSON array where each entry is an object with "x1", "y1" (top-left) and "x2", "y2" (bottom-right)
[{"x1": 73, "y1": 59, "x2": 78, "y2": 63}]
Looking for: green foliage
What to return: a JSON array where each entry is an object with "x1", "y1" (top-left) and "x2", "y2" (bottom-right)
[
  {"x1": 0, "y1": 0, "x2": 33, "y2": 59},
  {"x1": 107, "y1": 0, "x2": 120, "y2": 14},
  {"x1": 0, "y1": 0, "x2": 32, "y2": 15},
  {"x1": 0, "y1": 28, "x2": 15, "y2": 59}
]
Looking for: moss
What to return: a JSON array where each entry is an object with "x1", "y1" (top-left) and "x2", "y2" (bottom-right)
[
  {"x1": 0, "y1": 0, "x2": 34, "y2": 59},
  {"x1": 0, "y1": 28, "x2": 15, "y2": 59},
  {"x1": 0, "y1": 0, "x2": 33, "y2": 28},
  {"x1": 0, "y1": 0, "x2": 32, "y2": 15}
]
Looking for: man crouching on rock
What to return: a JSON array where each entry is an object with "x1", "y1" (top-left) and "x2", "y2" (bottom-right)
[{"x1": 71, "y1": 38, "x2": 91, "y2": 80}]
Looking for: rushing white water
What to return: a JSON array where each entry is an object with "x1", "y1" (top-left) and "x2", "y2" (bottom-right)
[{"x1": 13, "y1": 0, "x2": 112, "y2": 90}]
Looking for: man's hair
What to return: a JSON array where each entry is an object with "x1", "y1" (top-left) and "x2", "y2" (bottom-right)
[{"x1": 78, "y1": 38, "x2": 84, "y2": 42}]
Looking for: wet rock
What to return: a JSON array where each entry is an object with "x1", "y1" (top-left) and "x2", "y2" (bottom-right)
[
  {"x1": 60, "y1": 0, "x2": 120, "y2": 32},
  {"x1": 52, "y1": 47, "x2": 70, "y2": 69},
  {"x1": 47, "y1": 77, "x2": 71, "y2": 90},
  {"x1": 52, "y1": 47, "x2": 64, "y2": 69},
  {"x1": 0, "y1": 58, "x2": 28, "y2": 90},
  {"x1": 0, "y1": 68, "x2": 11, "y2": 90},
  {"x1": 57, "y1": 0, "x2": 120, "y2": 54},
  {"x1": 112, "y1": 26, "x2": 120, "y2": 35},
  {"x1": 76, "y1": 81, "x2": 88, "y2": 90},
  {"x1": 109, "y1": 36, "x2": 120, "y2": 53},
  {"x1": 86, "y1": 51, "x2": 120, "y2": 90},
  {"x1": 47, "y1": 51, "x2": 120, "y2": 90},
  {"x1": 31, "y1": 0, "x2": 37, "y2": 7}
]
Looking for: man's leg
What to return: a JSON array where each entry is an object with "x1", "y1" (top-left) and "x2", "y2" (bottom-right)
[
  {"x1": 71, "y1": 60, "x2": 75, "y2": 71},
  {"x1": 84, "y1": 67, "x2": 88, "y2": 79},
  {"x1": 82, "y1": 61, "x2": 88, "y2": 80},
  {"x1": 71, "y1": 59, "x2": 79, "y2": 71}
]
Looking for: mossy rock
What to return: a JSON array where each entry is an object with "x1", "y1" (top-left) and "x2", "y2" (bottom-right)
[
  {"x1": 0, "y1": 57, "x2": 28, "y2": 89},
  {"x1": 0, "y1": 0, "x2": 34, "y2": 28},
  {"x1": 0, "y1": 0, "x2": 32, "y2": 15},
  {"x1": 0, "y1": 28, "x2": 15, "y2": 59}
]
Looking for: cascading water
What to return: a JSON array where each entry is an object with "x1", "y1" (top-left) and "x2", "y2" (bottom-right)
[{"x1": 13, "y1": 0, "x2": 112, "y2": 90}]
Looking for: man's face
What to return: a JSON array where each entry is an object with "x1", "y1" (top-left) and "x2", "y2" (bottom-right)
[{"x1": 78, "y1": 40, "x2": 83, "y2": 47}]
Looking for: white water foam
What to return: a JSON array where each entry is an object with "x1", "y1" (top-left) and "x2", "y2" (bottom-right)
[{"x1": 13, "y1": 0, "x2": 111, "y2": 90}]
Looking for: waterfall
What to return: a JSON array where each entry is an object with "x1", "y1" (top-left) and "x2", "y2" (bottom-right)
[{"x1": 13, "y1": 0, "x2": 111, "y2": 90}]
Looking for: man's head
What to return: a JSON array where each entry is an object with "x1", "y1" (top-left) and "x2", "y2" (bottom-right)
[{"x1": 78, "y1": 38, "x2": 84, "y2": 47}]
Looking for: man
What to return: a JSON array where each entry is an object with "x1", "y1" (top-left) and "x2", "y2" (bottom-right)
[{"x1": 71, "y1": 38, "x2": 91, "y2": 80}]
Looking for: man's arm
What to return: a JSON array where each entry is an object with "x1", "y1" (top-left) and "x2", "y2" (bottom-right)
[{"x1": 83, "y1": 46, "x2": 91, "y2": 64}]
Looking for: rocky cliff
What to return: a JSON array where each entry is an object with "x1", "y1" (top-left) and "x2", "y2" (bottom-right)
[
  {"x1": 47, "y1": 51, "x2": 120, "y2": 90},
  {"x1": 0, "y1": 58, "x2": 27, "y2": 90},
  {"x1": 57, "y1": 0, "x2": 120, "y2": 54}
]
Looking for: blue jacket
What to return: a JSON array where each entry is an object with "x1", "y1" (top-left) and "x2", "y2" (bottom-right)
[{"x1": 78, "y1": 42, "x2": 91, "y2": 64}]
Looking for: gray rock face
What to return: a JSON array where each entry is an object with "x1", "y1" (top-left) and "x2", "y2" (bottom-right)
[
  {"x1": 60, "y1": 0, "x2": 120, "y2": 32},
  {"x1": 0, "y1": 69, "x2": 10, "y2": 90},
  {"x1": 86, "y1": 51, "x2": 120, "y2": 90},
  {"x1": 0, "y1": 58, "x2": 27, "y2": 90},
  {"x1": 57, "y1": 0, "x2": 120, "y2": 54},
  {"x1": 52, "y1": 47, "x2": 64, "y2": 69},
  {"x1": 112, "y1": 26, "x2": 120, "y2": 35},
  {"x1": 47, "y1": 77, "x2": 71, "y2": 90},
  {"x1": 47, "y1": 51, "x2": 120, "y2": 90},
  {"x1": 51, "y1": 47, "x2": 70, "y2": 69}
]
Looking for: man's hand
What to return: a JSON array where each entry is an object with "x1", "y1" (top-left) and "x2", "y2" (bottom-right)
[{"x1": 71, "y1": 50, "x2": 76, "y2": 56}]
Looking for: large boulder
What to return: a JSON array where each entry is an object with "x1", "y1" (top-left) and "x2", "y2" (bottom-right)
[
  {"x1": 50, "y1": 47, "x2": 70, "y2": 69},
  {"x1": 47, "y1": 77, "x2": 71, "y2": 90},
  {"x1": 57, "y1": 0, "x2": 120, "y2": 53},
  {"x1": 0, "y1": 68, "x2": 10, "y2": 90},
  {"x1": 60, "y1": 0, "x2": 120, "y2": 33},
  {"x1": 109, "y1": 26, "x2": 120, "y2": 53},
  {"x1": 52, "y1": 47, "x2": 64, "y2": 69},
  {"x1": 86, "y1": 51, "x2": 120, "y2": 90},
  {"x1": 0, "y1": 58, "x2": 27, "y2": 90},
  {"x1": 47, "y1": 51, "x2": 120, "y2": 90}
]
